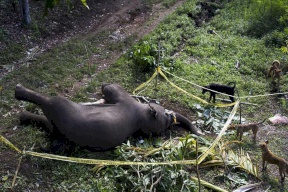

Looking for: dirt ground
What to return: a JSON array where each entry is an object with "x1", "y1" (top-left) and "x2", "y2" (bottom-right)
[{"x1": 0, "y1": 0, "x2": 184, "y2": 77}]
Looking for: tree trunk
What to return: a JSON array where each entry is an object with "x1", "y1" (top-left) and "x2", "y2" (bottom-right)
[{"x1": 19, "y1": 0, "x2": 31, "y2": 25}]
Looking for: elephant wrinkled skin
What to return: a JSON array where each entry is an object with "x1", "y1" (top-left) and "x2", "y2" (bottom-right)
[{"x1": 15, "y1": 83, "x2": 200, "y2": 151}]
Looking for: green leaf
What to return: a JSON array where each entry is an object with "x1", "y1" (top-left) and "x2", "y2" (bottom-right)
[
  {"x1": 2, "y1": 175, "x2": 8, "y2": 181},
  {"x1": 81, "y1": 0, "x2": 89, "y2": 9}
]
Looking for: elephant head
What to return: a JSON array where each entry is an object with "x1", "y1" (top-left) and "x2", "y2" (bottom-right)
[
  {"x1": 137, "y1": 102, "x2": 174, "y2": 135},
  {"x1": 125, "y1": 95, "x2": 200, "y2": 138}
]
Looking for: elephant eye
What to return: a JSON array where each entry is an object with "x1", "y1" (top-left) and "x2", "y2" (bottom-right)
[
  {"x1": 150, "y1": 109, "x2": 157, "y2": 119},
  {"x1": 148, "y1": 103, "x2": 158, "y2": 119}
]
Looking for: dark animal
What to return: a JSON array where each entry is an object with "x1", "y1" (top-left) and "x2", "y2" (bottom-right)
[
  {"x1": 15, "y1": 83, "x2": 200, "y2": 152},
  {"x1": 202, "y1": 82, "x2": 236, "y2": 103},
  {"x1": 259, "y1": 140, "x2": 288, "y2": 182}
]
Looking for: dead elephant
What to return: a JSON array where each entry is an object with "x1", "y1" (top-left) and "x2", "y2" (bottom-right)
[{"x1": 15, "y1": 83, "x2": 200, "y2": 152}]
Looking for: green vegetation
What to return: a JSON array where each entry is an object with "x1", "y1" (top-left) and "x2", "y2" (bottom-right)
[{"x1": 1, "y1": 0, "x2": 288, "y2": 191}]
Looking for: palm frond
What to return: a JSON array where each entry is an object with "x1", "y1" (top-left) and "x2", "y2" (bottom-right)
[
  {"x1": 233, "y1": 182, "x2": 262, "y2": 192},
  {"x1": 226, "y1": 149, "x2": 259, "y2": 178},
  {"x1": 199, "y1": 159, "x2": 224, "y2": 168}
]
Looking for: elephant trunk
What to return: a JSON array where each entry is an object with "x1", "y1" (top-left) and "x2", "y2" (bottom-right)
[{"x1": 175, "y1": 113, "x2": 200, "y2": 135}]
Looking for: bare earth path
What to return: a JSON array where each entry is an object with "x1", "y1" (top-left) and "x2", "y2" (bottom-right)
[{"x1": 70, "y1": 0, "x2": 186, "y2": 93}]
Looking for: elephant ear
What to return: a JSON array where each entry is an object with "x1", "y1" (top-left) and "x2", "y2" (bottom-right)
[
  {"x1": 140, "y1": 103, "x2": 173, "y2": 135},
  {"x1": 149, "y1": 103, "x2": 158, "y2": 119}
]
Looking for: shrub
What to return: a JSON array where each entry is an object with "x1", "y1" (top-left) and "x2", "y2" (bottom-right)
[
  {"x1": 245, "y1": 0, "x2": 287, "y2": 38},
  {"x1": 263, "y1": 30, "x2": 288, "y2": 47},
  {"x1": 129, "y1": 40, "x2": 157, "y2": 71}
]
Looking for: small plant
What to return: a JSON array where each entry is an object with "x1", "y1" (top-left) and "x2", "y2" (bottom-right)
[
  {"x1": 129, "y1": 40, "x2": 158, "y2": 71},
  {"x1": 280, "y1": 39, "x2": 288, "y2": 53}
]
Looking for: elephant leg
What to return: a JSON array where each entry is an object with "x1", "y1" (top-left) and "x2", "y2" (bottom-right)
[
  {"x1": 20, "y1": 111, "x2": 74, "y2": 154},
  {"x1": 19, "y1": 111, "x2": 54, "y2": 133},
  {"x1": 174, "y1": 113, "x2": 200, "y2": 135},
  {"x1": 15, "y1": 84, "x2": 49, "y2": 107}
]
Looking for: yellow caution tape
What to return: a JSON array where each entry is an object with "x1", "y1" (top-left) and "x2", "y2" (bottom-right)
[
  {"x1": 191, "y1": 176, "x2": 229, "y2": 192},
  {"x1": 132, "y1": 67, "x2": 237, "y2": 107},
  {"x1": 161, "y1": 68, "x2": 288, "y2": 100},
  {"x1": 158, "y1": 68, "x2": 237, "y2": 107},
  {"x1": 0, "y1": 132, "x2": 197, "y2": 166},
  {"x1": 239, "y1": 92, "x2": 288, "y2": 99},
  {"x1": 24, "y1": 150, "x2": 197, "y2": 165},
  {"x1": 0, "y1": 134, "x2": 21, "y2": 154},
  {"x1": 158, "y1": 69, "x2": 209, "y2": 104},
  {"x1": 132, "y1": 69, "x2": 158, "y2": 95},
  {"x1": 198, "y1": 100, "x2": 240, "y2": 164},
  {"x1": 162, "y1": 69, "x2": 238, "y2": 99}
]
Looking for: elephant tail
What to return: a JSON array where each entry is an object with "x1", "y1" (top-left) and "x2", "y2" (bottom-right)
[{"x1": 175, "y1": 113, "x2": 201, "y2": 136}]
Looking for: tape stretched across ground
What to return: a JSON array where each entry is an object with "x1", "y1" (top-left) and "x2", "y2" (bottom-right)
[
  {"x1": 160, "y1": 68, "x2": 288, "y2": 101},
  {"x1": 133, "y1": 67, "x2": 237, "y2": 107},
  {"x1": 0, "y1": 134, "x2": 198, "y2": 165}
]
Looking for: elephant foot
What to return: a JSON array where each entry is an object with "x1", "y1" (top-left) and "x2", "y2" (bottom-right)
[
  {"x1": 19, "y1": 111, "x2": 32, "y2": 125},
  {"x1": 15, "y1": 84, "x2": 28, "y2": 101},
  {"x1": 15, "y1": 84, "x2": 48, "y2": 106}
]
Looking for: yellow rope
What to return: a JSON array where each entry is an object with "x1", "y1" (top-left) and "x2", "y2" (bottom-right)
[
  {"x1": 198, "y1": 100, "x2": 240, "y2": 164},
  {"x1": 239, "y1": 92, "x2": 288, "y2": 99},
  {"x1": 24, "y1": 151, "x2": 196, "y2": 165},
  {"x1": 133, "y1": 67, "x2": 238, "y2": 107},
  {"x1": 132, "y1": 69, "x2": 158, "y2": 95},
  {"x1": 159, "y1": 69, "x2": 238, "y2": 107},
  {"x1": 162, "y1": 69, "x2": 238, "y2": 99},
  {"x1": 161, "y1": 68, "x2": 288, "y2": 99},
  {"x1": 158, "y1": 69, "x2": 209, "y2": 104},
  {"x1": 0, "y1": 134, "x2": 22, "y2": 154},
  {"x1": 0, "y1": 134, "x2": 198, "y2": 165}
]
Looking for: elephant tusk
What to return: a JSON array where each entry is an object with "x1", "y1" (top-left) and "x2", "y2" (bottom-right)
[
  {"x1": 165, "y1": 109, "x2": 178, "y2": 124},
  {"x1": 172, "y1": 113, "x2": 178, "y2": 124}
]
